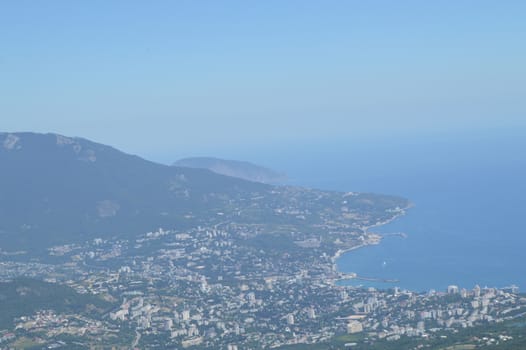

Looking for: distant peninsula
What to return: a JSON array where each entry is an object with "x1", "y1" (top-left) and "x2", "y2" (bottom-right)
[{"x1": 174, "y1": 157, "x2": 287, "y2": 184}]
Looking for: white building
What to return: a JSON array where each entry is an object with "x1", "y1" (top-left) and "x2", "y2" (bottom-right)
[
  {"x1": 447, "y1": 285, "x2": 459, "y2": 294},
  {"x1": 182, "y1": 310, "x2": 190, "y2": 321},
  {"x1": 286, "y1": 314, "x2": 295, "y2": 325}
]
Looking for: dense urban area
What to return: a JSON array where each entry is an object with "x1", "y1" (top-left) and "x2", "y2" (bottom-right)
[{"x1": 1, "y1": 200, "x2": 525, "y2": 349}]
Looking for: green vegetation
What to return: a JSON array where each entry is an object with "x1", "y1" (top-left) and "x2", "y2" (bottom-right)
[
  {"x1": 0, "y1": 132, "x2": 408, "y2": 254},
  {"x1": 0, "y1": 278, "x2": 112, "y2": 329}
]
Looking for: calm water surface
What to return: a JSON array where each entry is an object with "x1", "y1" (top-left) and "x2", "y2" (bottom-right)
[{"x1": 258, "y1": 132, "x2": 526, "y2": 292}]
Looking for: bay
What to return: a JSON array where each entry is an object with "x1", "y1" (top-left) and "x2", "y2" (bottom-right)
[{"x1": 256, "y1": 130, "x2": 526, "y2": 292}]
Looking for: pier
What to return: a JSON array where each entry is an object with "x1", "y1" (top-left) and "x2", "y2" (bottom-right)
[
  {"x1": 381, "y1": 232, "x2": 408, "y2": 239},
  {"x1": 336, "y1": 273, "x2": 399, "y2": 284}
]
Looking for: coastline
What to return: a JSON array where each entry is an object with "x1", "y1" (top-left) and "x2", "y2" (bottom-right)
[
  {"x1": 332, "y1": 243, "x2": 367, "y2": 268},
  {"x1": 331, "y1": 204, "x2": 412, "y2": 279},
  {"x1": 359, "y1": 202, "x2": 414, "y2": 234}
]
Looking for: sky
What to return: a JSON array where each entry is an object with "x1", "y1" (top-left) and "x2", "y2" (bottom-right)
[{"x1": 1, "y1": 1, "x2": 525, "y2": 162}]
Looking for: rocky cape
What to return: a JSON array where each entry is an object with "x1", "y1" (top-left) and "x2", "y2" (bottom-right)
[
  {"x1": 0, "y1": 132, "x2": 408, "y2": 253},
  {"x1": 174, "y1": 157, "x2": 287, "y2": 184}
]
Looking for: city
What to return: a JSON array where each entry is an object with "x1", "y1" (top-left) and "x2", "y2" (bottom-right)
[{"x1": 1, "y1": 204, "x2": 524, "y2": 349}]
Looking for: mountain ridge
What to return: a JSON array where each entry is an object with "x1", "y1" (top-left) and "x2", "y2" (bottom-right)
[
  {"x1": 0, "y1": 132, "x2": 267, "y2": 250},
  {"x1": 0, "y1": 132, "x2": 408, "y2": 254},
  {"x1": 174, "y1": 156, "x2": 287, "y2": 184}
]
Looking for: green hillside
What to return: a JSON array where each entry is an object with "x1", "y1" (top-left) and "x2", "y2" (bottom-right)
[{"x1": 0, "y1": 278, "x2": 112, "y2": 330}]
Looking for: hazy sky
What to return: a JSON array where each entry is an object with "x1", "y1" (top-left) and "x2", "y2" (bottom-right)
[{"x1": 1, "y1": 1, "x2": 525, "y2": 161}]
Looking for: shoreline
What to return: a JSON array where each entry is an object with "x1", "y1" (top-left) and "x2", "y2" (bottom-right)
[
  {"x1": 359, "y1": 203, "x2": 413, "y2": 234},
  {"x1": 331, "y1": 205, "x2": 412, "y2": 278}
]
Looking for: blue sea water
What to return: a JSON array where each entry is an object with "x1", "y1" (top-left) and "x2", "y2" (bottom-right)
[{"x1": 256, "y1": 130, "x2": 526, "y2": 293}]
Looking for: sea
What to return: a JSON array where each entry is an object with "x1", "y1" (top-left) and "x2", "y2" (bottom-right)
[{"x1": 254, "y1": 129, "x2": 526, "y2": 293}]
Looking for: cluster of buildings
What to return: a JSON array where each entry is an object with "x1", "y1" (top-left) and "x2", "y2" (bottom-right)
[
  {"x1": 0, "y1": 193, "x2": 523, "y2": 349},
  {"x1": 348, "y1": 284, "x2": 526, "y2": 342}
]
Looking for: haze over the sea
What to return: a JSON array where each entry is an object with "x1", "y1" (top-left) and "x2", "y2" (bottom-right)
[{"x1": 254, "y1": 129, "x2": 526, "y2": 292}]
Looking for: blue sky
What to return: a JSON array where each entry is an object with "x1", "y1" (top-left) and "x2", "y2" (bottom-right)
[{"x1": 1, "y1": 1, "x2": 525, "y2": 162}]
